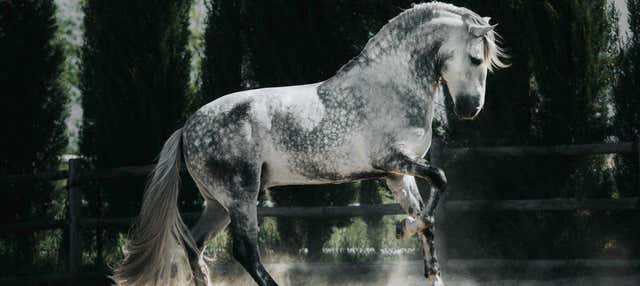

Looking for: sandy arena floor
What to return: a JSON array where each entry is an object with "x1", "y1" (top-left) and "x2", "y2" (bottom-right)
[{"x1": 209, "y1": 261, "x2": 640, "y2": 286}]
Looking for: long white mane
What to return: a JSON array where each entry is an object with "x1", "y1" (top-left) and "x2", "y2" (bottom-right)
[{"x1": 339, "y1": 1, "x2": 507, "y2": 75}]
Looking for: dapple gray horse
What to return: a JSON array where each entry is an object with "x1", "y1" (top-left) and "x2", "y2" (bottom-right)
[{"x1": 113, "y1": 2, "x2": 506, "y2": 286}]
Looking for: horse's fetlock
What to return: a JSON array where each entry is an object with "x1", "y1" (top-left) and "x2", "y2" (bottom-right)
[
  {"x1": 422, "y1": 214, "x2": 435, "y2": 229},
  {"x1": 396, "y1": 216, "x2": 428, "y2": 240}
]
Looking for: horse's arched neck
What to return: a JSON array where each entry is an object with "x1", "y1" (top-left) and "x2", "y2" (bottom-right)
[{"x1": 320, "y1": 30, "x2": 446, "y2": 103}]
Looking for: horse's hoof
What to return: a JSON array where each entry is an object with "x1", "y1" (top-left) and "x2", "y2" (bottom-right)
[{"x1": 425, "y1": 273, "x2": 444, "y2": 286}]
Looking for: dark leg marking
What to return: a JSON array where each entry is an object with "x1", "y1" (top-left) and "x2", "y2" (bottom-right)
[
  {"x1": 379, "y1": 155, "x2": 446, "y2": 284},
  {"x1": 421, "y1": 228, "x2": 440, "y2": 278},
  {"x1": 229, "y1": 205, "x2": 278, "y2": 286},
  {"x1": 378, "y1": 152, "x2": 447, "y2": 219},
  {"x1": 377, "y1": 152, "x2": 447, "y2": 191},
  {"x1": 425, "y1": 182, "x2": 445, "y2": 219}
]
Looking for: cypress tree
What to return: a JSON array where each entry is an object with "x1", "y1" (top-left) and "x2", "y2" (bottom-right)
[
  {"x1": 612, "y1": 0, "x2": 640, "y2": 258},
  {"x1": 614, "y1": 0, "x2": 640, "y2": 195},
  {"x1": 0, "y1": 0, "x2": 67, "y2": 273},
  {"x1": 523, "y1": 2, "x2": 618, "y2": 259},
  {"x1": 201, "y1": 0, "x2": 244, "y2": 103},
  {"x1": 80, "y1": 0, "x2": 194, "y2": 263},
  {"x1": 524, "y1": 0, "x2": 617, "y2": 195}
]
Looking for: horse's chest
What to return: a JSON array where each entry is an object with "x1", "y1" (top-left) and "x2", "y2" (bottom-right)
[{"x1": 396, "y1": 127, "x2": 432, "y2": 158}]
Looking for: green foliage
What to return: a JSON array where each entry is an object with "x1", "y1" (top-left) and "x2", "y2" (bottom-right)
[
  {"x1": 200, "y1": 0, "x2": 244, "y2": 103},
  {"x1": 614, "y1": 0, "x2": 640, "y2": 196},
  {"x1": 80, "y1": 0, "x2": 196, "y2": 267},
  {"x1": 359, "y1": 180, "x2": 387, "y2": 253},
  {"x1": 55, "y1": 0, "x2": 84, "y2": 153},
  {"x1": 0, "y1": 0, "x2": 68, "y2": 274}
]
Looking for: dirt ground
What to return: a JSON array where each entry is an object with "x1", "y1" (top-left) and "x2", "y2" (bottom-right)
[{"x1": 209, "y1": 261, "x2": 640, "y2": 286}]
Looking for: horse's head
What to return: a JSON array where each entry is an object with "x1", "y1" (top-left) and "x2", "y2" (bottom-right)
[
  {"x1": 438, "y1": 14, "x2": 507, "y2": 120},
  {"x1": 327, "y1": 3, "x2": 507, "y2": 121}
]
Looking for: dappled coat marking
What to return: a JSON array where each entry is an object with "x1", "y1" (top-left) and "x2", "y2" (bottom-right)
[{"x1": 113, "y1": 2, "x2": 505, "y2": 286}]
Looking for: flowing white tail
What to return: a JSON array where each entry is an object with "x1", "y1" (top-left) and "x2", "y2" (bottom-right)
[{"x1": 112, "y1": 129, "x2": 197, "y2": 285}]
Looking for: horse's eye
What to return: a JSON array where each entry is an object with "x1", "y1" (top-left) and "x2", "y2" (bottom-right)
[{"x1": 469, "y1": 56, "x2": 483, "y2": 66}]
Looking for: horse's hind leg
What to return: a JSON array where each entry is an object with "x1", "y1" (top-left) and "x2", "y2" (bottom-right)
[
  {"x1": 222, "y1": 170, "x2": 278, "y2": 286},
  {"x1": 229, "y1": 200, "x2": 277, "y2": 286},
  {"x1": 190, "y1": 198, "x2": 230, "y2": 249},
  {"x1": 186, "y1": 196, "x2": 230, "y2": 286}
]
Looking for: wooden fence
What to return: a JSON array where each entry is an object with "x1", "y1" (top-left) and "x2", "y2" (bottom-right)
[{"x1": 0, "y1": 140, "x2": 639, "y2": 285}]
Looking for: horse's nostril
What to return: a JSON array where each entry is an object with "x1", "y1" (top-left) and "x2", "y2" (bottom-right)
[{"x1": 454, "y1": 95, "x2": 481, "y2": 119}]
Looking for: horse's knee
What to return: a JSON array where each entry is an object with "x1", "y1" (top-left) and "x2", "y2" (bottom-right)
[{"x1": 426, "y1": 166, "x2": 447, "y2": 191}]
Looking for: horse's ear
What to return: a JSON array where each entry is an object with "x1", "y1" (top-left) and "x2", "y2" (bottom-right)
[
  {"x1": 462, "y1": 14, "x2": 497, "y2": 37},
  {"x1": 468, "y1": 23, "x2": 497, "y2": 37},
  {"x1": 461, "y1": 14, "x2": 475, "y2": 26}
]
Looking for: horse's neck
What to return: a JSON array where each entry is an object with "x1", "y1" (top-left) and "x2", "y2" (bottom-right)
[{"x1": 321, "y1": 53, "x2": 437, "y2": 124}]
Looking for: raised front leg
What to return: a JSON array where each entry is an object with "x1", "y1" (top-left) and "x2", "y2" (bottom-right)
[
  {"x1": 378, "y1": 152, "x2": 448, "y2": 222},
  {"x1": 378, "y1": 152, "x2": 447, "y2": 191},
  {"x1": 384, "y1": 175, "x2": 446, "y2": 286},
  {"x1": 384, "y1": 175, "x2": 430, "y2": 239},
  {"x1": 379, "y1": 152, "x2": 447, "y2": 285}
]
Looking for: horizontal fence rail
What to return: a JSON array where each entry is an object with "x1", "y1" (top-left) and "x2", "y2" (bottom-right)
[
  {"x1": 0, "y1": 169, "x2": 68, "y2": 184},
  {"x1": 444, "y1": 142, "x2": 635, "y2": 158},
  {"x1": 444, "y1": 198, "x2": 640, "y2": 212},
  {"x1": 3, "y1": 198, "x2": 638, "y2": 232},
  {"x1": 1, "y1": 142, "x2": 637, "y2": 185}
]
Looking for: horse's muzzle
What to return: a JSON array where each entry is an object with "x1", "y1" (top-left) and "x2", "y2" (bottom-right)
[{"x1": 454, "y1": 95, "x2": 481, "y2": 120}]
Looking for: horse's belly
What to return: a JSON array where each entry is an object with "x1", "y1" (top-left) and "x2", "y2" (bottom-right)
[{"x1": 261, "y1": 140, "x2": 375, "y2": 187}]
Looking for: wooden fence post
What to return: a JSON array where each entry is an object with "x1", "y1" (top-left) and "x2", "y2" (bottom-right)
[
  {"x1": 636, "y1": 137, "x2": 640, "y2": 195},
  {"x1": 430, "y1": 139, "x2": 448, "y2": 268},
  {"x1": 67, "y1": 158, "x2": 83, "y2": 285}
]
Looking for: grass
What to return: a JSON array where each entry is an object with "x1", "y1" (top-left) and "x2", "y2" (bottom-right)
[{"x1": 202, "y1": 215, "x2": 423, "y2": 264}]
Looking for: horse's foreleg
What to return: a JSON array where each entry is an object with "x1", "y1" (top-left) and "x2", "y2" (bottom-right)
[
  {"x1": 378, "y1": 152, "x2": 447, "y2": 191},
  {"x1": 384, "y1": 175, "x2": 428, "y2": 239},
  {"x1": 380, "y1": 153, "x2": 447, "y2": 236},
  {"x1": 420, "y1": 228, "x2": 444, "y2": 286},
  {"x1": 379, "y1": 153, "x2": 447, "y2": 285},
  {"x1": 384, "y1": 175, "x2": 444, "y2": 285}
]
